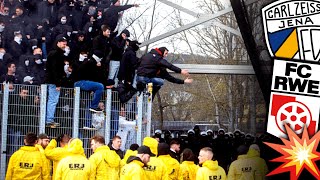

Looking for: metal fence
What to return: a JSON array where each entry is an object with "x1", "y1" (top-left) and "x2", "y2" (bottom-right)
[{"x1": 0, "y1": 83, "x2": 152, "y2": 179}]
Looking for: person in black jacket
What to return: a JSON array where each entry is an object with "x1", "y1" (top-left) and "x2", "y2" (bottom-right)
[
  {"x1": 136, "y1": 47, "x2": 193, "y2": 99},
  {"x1": 108, "y1": 29, "x2": 129, "y2": 84},
  {"x1": 73, "y1": 51, "x2": 114, "y2": 129},
  {"x1": 91, "y1": 24, "x2": 112, "y2": 62},
  {"x1": 116, "y1": 39, "x2": 140, "y2": 103},
  {"x1": 103, "y1": 0, "x2": 139, "y2": 32},
  {"x1": 45, "y1": 37, "x2": 67, "y2": 128}
]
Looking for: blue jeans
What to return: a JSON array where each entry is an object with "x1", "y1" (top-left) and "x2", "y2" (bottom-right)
[
  {"x1": 136, "y1": 76, "x2": 164, "y2": 87},
  {"x1": 108, "y1": 60, "x2": 120, "y2": 80},
  {"x1": 46, "y1": 84, "x2": 60, "y2": 123},
  {"x1": 74, "y1": 80, "x2": 104, "y2": 109}
]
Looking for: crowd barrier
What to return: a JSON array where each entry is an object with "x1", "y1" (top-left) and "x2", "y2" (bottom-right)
[{"x1": 0, "y1": 83, "x2": 152, "y2": 179}]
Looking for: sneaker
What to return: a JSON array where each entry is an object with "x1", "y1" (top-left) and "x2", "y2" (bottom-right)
[
  {"x1": 89, "y1": 108, "x2": 103, "y2": 113},
  {"x1": 45, "y1": 122, "x2": 60, "y2": 128},
  {"x1": 83, "y1": 126, "x2": 96, "y2": 130}
]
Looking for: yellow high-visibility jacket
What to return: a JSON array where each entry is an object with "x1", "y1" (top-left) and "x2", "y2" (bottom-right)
[
  {"x1": 158, "y1": 155, "x2": 180, "y2": 180},
  {"x1": 143, "y1": 137, "x2": 168, "y2": 180},
  {"x1": 247, "y1": 148, "x2": 268, "y2": 177},
  {"x1": 55, "y1": 139, "x2": 94, "y2": 180},
  {"x1": 89, "y1": 145, "x2": 121, "y2": 180},
  {"x1": 120, "y1": 156, "x2": 147, "y2": 180},
  {"x1": 6, "y1": 146, "x2": 50, "y2": 180},
  {"x1": 196, "y1": 160, "x2": 226, "y2": 180},
  {"x1": 227, "y1": 154, "x2": 264, "y2": 180},
  {"x1": 35, "y1": 144, "x2": 52, "y2": 179},
  {"x1": 121, "y1": 149, "x2": 137, "y2": 167},
  {"x1": 178, "y1": 161, "x2": 199, "y2": 180},
  {"x1": 144, "y1": 156, "x2": 168, "y2": 180},
  {"x1": 44, "y1": 139, "x2": 71, "y2": 179}
]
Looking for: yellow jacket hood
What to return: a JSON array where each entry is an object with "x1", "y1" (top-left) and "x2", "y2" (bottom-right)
[
  {"x1": 20, "y1": 146, "x2": 37, "y2": 151},
  {"x1": 67, "y1": 138, "x2": 84, "y2": 155},
  {"x1": 202, "y1": 160, "x2": 219, "y2": 171},
  {"x1": 247, "y1": 148, "x2": 259, "y2": 158},
  {"x1": 143, "y1": 137, "x2": 158, "y2": 156}
]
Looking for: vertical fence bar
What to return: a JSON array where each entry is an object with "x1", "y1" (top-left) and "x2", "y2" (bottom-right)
[
  {"x1": 146, "y1": 84, "x2": 153, "y2": 137},
  {"x1": 136, "y1": 92, "x2": 144, "y2": 145},
  {"x1": 73, "y1": 87, "x2": 80, "y2": 138},
  {"x1": 0, "y1": 84, "x2": 9, "y2": 180},
  {"x1": 105, "y1": 89, "x2": 112, "y2": 143},
  {"x1": 39, "y1": 84, "x2": 47, "y2": 133}
]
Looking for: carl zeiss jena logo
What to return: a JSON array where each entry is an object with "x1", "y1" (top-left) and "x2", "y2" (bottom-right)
[{"x1": 262, "y1": 0, "x2": 320, "y2": 61}]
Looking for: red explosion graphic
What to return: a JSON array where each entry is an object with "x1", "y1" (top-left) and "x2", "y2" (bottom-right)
[{"x1": 264, "y1": 124, "x2": 320, "y2": 180}]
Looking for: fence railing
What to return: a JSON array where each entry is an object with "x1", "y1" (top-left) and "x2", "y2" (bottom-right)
[{"x1": 0, "y1": 83, "x2": 152, "y2": 179}]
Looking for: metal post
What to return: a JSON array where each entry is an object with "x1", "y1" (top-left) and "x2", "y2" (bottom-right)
[
  {"x1": 146, "y1": 84, "x2": 153, "y2": 137},
  {"x1": 105, "y1": 89, "x2": 112, "y2": 143},
  {"x1": 136, "y1": 92, "x2": 144, "y2": 145},
  {"x1": 72, "y1": 87, "x2": 80, "y2": 138},
  {"x1": 39, "y1": 84, "x2": 47, "y2": 133},
  {"x1": 0, "y1": 84, "x2": 9, "y2": 180}
]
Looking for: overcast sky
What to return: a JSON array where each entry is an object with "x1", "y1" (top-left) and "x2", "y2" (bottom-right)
[{"x1": 119, "y1": 0, "x2": 233, "y2": 55}]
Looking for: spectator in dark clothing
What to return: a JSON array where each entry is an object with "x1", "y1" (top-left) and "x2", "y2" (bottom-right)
[
  {"x1": 45, "y1": 37, "x2": 67, "y2": 128},
  {"x1": 21, "y1": 0, "x2": 38, "y2": 17},
  {"x1": 58, "y1": 0, "x2": 75, "y2": 26},
  {"x1": 31, "y1": 55, "x2": 45, "y2": 85},
  {"x1": 0, "y1": 48, "x2": 7, "y2": 76},
  {"x1": 108, "y1": 135, "x2": 124, "y2": 159},
  {"x1": 108, "y1": 29, "x2": 129, "y2": 83},
  {"x1": 82, "y1": 0, "x2": 97, "y2": 15},
  {"x1": 74, "y1": 51, "x2": 113, "y2": 117},
  {"x1": 10, "y1": 6, "x2": 31, "y2": 30},
  {"x1": 71, "y1": 1, "x2": 84, "y2": 31},
  {"x1": 91, "y1": 24, "x2": 112, "y2": 62},
  {"x1": 82, "y1": 5, "x2": 96, "y2": 28},
  {"x1": 103, "y1": 0, "x2": 138, "y2": 32},
  {"x1": 0, "y1": 62, "x2": 20, "y2": 84},
  {"x1": 0, "y1": 20, "x2": 10, "y2": 49},
  {"x1": 69, "y1": 32, "x2": 90, "y2": 61},
  {"x1": 52, "y1": 15, "x2": 73, "y2": 41},
  {"x1": 37, "y1": 0, "x2": 58, "y2": 28},
  {"x1": 5, "y1": 0, "x2": 21, "y2": 17},
  {"x1": 118, "y1": 40, "x2": 140, "y2": 85},
  {"x1": 83, "y1": 15, "x2": 98, "y2": 41},
  {"x1": 0, "y1": 6, "x2": 11, "y2": 24},
  {"x1": 8, "y1": 31, "x2": 27, "y2": 64},
  {"x1": 136, "y1": 47, "x2": 192, "y2": 99}
]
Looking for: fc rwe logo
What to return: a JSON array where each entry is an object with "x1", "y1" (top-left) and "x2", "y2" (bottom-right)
[
  {"x1": 267, "y1": 92, "x2": 319, "y2": 138},
  {"x1": 262, "y1": 0, "x2": 320, "y2": 61}
]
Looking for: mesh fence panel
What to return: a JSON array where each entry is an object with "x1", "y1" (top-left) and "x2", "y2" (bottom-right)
[
  {"x1": 6, "y1": 84, "x2": 41, "y2": 168},
  {"x1": 0, "y1": 84, "x2": 151, "y2": 174},
  {"x1": 45, "y1": 87, "x2": 74, "y2": 143}
]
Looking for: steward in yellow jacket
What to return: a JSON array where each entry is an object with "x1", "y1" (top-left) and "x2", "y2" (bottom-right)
[
  {"x1": 121, "y1": 144, "x2": 139, "y2": 167},
  {"x1": 35, "y1": 133, "x2": 52, "y2": 178},
  {"x1": 228, "y1": 145, "x2": 265, "y2": 180},
  {"x1": 89, "y1": 135, "x2": 121, "y2": 180},
  {"x1": 158, "y1": 143, "x2": 180, "y2": 180},
  {"x1": 179, "y1": 148, "x2": 198, "y2": 180},
  {"x1": 247, "y1": 144, "x2": 268, "y2": 177},
  {"x1": 143, "y1": 137, "x2": 168, "y2": 180},
  {"x1": 120, "y1": 146, "x2": 153, "y2": 180},
  {"x1": 44, "y1": 134, "x2": 72, "y2": 179},
  {"x1": 196, "y1": 147, "x2": 226, "y2": 180},
  {"x1": 55, "y1": 138, "x2": 94, "y2": 180},
  {"x1": 6, "y1": 132, "x2": 50, "y2": 180}
]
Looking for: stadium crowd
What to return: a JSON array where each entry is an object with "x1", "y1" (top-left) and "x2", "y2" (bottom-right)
[
  {"x1": 6, "y1": 127, "x2": 270, "y2": 180},
  {"x1": 2, "y1": 0, "x2": 271, "y2": 179}
]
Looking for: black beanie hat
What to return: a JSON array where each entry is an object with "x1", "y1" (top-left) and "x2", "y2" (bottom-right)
[
  {"x1": 157, "y1": 143, "x2": 170, "y2": 156},
  {"x1": 237, "y1": 145, "x2": 249, "y2": 155}
]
